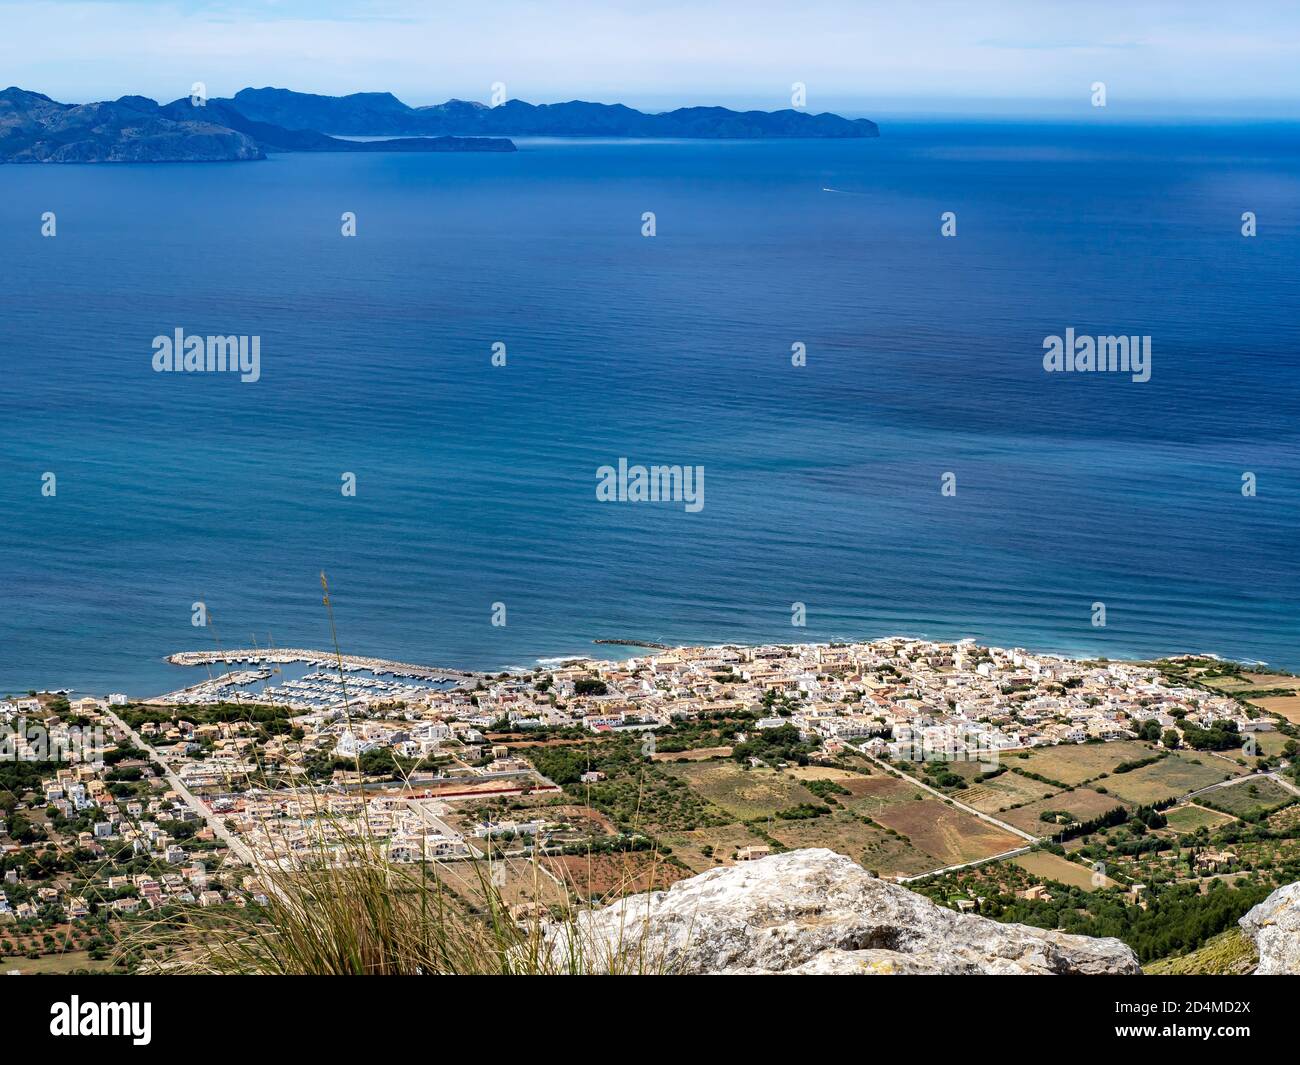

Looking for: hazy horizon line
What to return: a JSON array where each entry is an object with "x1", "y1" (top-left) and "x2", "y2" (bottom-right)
[{"x1": 16, "y1": 83, "x2": 1300, "y2": 123}]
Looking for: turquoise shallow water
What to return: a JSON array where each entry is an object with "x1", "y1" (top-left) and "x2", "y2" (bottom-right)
[{"x1": 1, "y1": 121, "x2": 1298, "y2": 695}]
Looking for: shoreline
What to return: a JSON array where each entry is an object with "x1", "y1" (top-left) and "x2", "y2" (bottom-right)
[
  {"x1": 5, "y1": 636, "x2": 1287, "y2": 703},
  {"x1": 162, "y1": 637, "x2": 1286, "y2": 687}
]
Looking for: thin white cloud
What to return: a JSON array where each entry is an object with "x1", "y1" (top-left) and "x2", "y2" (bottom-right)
[{"x1": 2, "y1": 0, "x2": 1297, "y2": 112}]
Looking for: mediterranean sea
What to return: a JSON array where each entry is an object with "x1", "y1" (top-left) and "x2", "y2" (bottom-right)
[{"x1": 2, "y1": 120, "x2": 1297, "y2": 694}]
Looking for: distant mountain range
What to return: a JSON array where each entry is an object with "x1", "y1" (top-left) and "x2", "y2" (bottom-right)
[
  {"x1": 0, "y1": 86, "x2": 877, "y2": 164},
  {"x1": 0, "y1": 88, "x2": 514, "y2": 163},
  {"x1": 222, "y1": 87, "x2": 880, "y2": 139}
]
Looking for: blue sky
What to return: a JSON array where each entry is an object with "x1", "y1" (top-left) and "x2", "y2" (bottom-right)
[{"x1": 4, "y1": 0, "x2": 1299, "y2": 115}]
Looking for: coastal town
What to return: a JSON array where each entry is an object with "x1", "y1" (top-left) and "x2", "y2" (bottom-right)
[{"x1": 3, "y1": 637, "x2": 1299, "y2": 972}]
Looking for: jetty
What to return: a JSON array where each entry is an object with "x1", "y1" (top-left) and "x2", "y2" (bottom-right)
[{"x1": 166, "y1": 648, "x2": 484, "y2": 684}]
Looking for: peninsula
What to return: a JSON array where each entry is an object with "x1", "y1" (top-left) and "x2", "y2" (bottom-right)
[
  {"x1": 223, "y1": 86, "x2": 881, "y2": 139},
  {"x1": 0, "y1": 84, "x2": 878, "y2": 164},
  {"x1": 0, "y1": 87, "x2": 514, "y2": 163}
]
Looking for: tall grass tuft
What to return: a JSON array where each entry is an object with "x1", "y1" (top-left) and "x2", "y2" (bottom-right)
[
  {"x1": 121, "y1": 814, "x2": 679, "y2": 975},
  {"x1": 117, "y1": 572, "x2": 684, "y2": 975}
]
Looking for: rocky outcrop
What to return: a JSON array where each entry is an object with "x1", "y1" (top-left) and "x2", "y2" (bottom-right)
[
  {"x1": 1239, "y1": 882, "x2": 1300, "y2": 975},
  {"x1": 545, "y1": 849, "x2": 1141, "y2": 975},
  {"x1": 0, "y1": 88, "x2": 263, "y2": 163}
]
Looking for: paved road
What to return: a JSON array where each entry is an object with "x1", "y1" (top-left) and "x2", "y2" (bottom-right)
[
  {"x1": 855, "y1": 749, "x2": 1040, "y2": 843},
  {"x1": 898, "y1": 845, "x2": 1035, "y2": 884},
  {"x1": 100, "y1": 706, "x2": 258, "y2": 868}
]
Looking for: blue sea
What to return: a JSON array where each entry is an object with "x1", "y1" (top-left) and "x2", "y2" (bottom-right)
[{"x1": 2, "y1": 120, "x2": 1298, "y2": 696}]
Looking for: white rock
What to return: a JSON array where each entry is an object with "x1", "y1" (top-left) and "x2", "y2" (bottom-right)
[
  {"x1": 1240, "y1": 881, "x2": 1300, "y2": 975},
  {"x1": 546, "y1": 848, "x2": 1140, "y2": 974}
]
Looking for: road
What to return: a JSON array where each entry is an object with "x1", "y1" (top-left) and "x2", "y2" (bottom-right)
[
  {"x1": 100, "y1": 705, "x2": 258, "y2": 868},
  {"x1": 898, "y1": 845, "x2": 1035, "y2": 884},
  {"x1": 855, "y1": 749, "x2": 1040, "y2": 843}
]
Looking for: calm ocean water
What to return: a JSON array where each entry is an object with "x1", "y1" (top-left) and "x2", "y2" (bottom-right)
[{"x1": 1, "y1": 121, "x2": 1298, "y2": 695}]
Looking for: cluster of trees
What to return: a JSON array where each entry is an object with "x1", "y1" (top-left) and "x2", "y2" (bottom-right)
[
  {"x1": 121, "y1": 700, "x2": 297, "y2": 738},
  {"x1": 1113, "y1": 750, "x2": 1166, "y2": 773},
  {"x1": 730, "y1": 724, "x2": 817, "y2": 767},
  {"x1": 303, "y1": 746, "x2": 442, "y2": 781},
  {"x1": 1048, "y1": 802, "x2": 1133, "y2": 842},
  {"x1": 775, "y1": 802, "x2": 832, "y2": 820},
  {"x1": 1009, "y1": 764, "x2": 1070, "y2": 790},
  {"x1": 1176, "y1": 718, "x2": 1242, "y2": 751},
  {"x1": 988, "y1": 879, "x2": 1276, "y2": 962},
  {"x1": 653, "y1": 709, "x2": 761, "y2": 754},
  {"x1": 521, "y1": 736, "x2": 723, "y2": 833},
  {"x1": 917, "y1": 759, "x2": 967, "y2": 790},
  {"x1": 802, "y1": 777, "x2": 851, "y2": 804}
]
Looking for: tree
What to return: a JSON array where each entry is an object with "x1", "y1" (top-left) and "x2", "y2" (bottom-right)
[{"x1": 1162, "y1": 729, "x2": 1181, "y2": 750}]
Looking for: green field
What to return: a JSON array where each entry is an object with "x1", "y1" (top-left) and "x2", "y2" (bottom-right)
[
  {"x1": 1163, "y1": 803, "x2": 1238, "y2": 833},
  {"x1": 1000, "y1": 787, "x2": 1129, "y2": 835},
  {"x1": 1198, "y1": 777, "x2": 1298, "y2": 818},
  {"x1": 958, "y1": 770, "x2": 1058, "y2": 813},
  {"x1": 1010, "y1": 740, "x2": 1157, "y2": 786},
  {"x1": 1012, "y1": 850, "x2": 1116, "y2": 891},
  {"x1": 0, "y1": 950, "x2": 113, "y2": 975},
  {"x1": 837, "y1": 772, "x2": 931, "y2": 816},
  {"x1": 1103, "y1": 752, "x2": 1243, "y2": 805}
]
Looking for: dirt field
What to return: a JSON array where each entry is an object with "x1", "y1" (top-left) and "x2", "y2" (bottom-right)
[
  {"x1": 543, "y1": 852, "x2": 690, "y2": 901},
  {"x1": 661, "y1": 762, "x2": 824, "y2": 821},
  {"x1": 0, "y1": 949, "x2": 113, "y2": 975},
  {"x1": 767, "y1": 809, "x2": 941, "y2": 878},
  {"x1": 652, "y1": 746, "x2": 733, "y2": 762},
  {"x1": 871, "y1": 798, "x2": 1024, "y2": 868},
  {"x1": 658, "y1": 823, "x2": 772, "y2": 873},
  {"x1": 839, "y1": 773, "x2": 929, "y2": 816},
  {"x1": 1204, "y1": 672, "x2": 1300, "y2": 692},
  {"x1": 1248, "y1": 696, "x2": 1300, "y2": 723},
  {"x1": 787, "y1": 765, "x2": 872, "y2": 783}
]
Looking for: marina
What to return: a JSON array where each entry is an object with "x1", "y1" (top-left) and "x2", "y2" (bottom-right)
[{"x1": 155, "y1": 649, "x2": 486, "y2": 709}]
